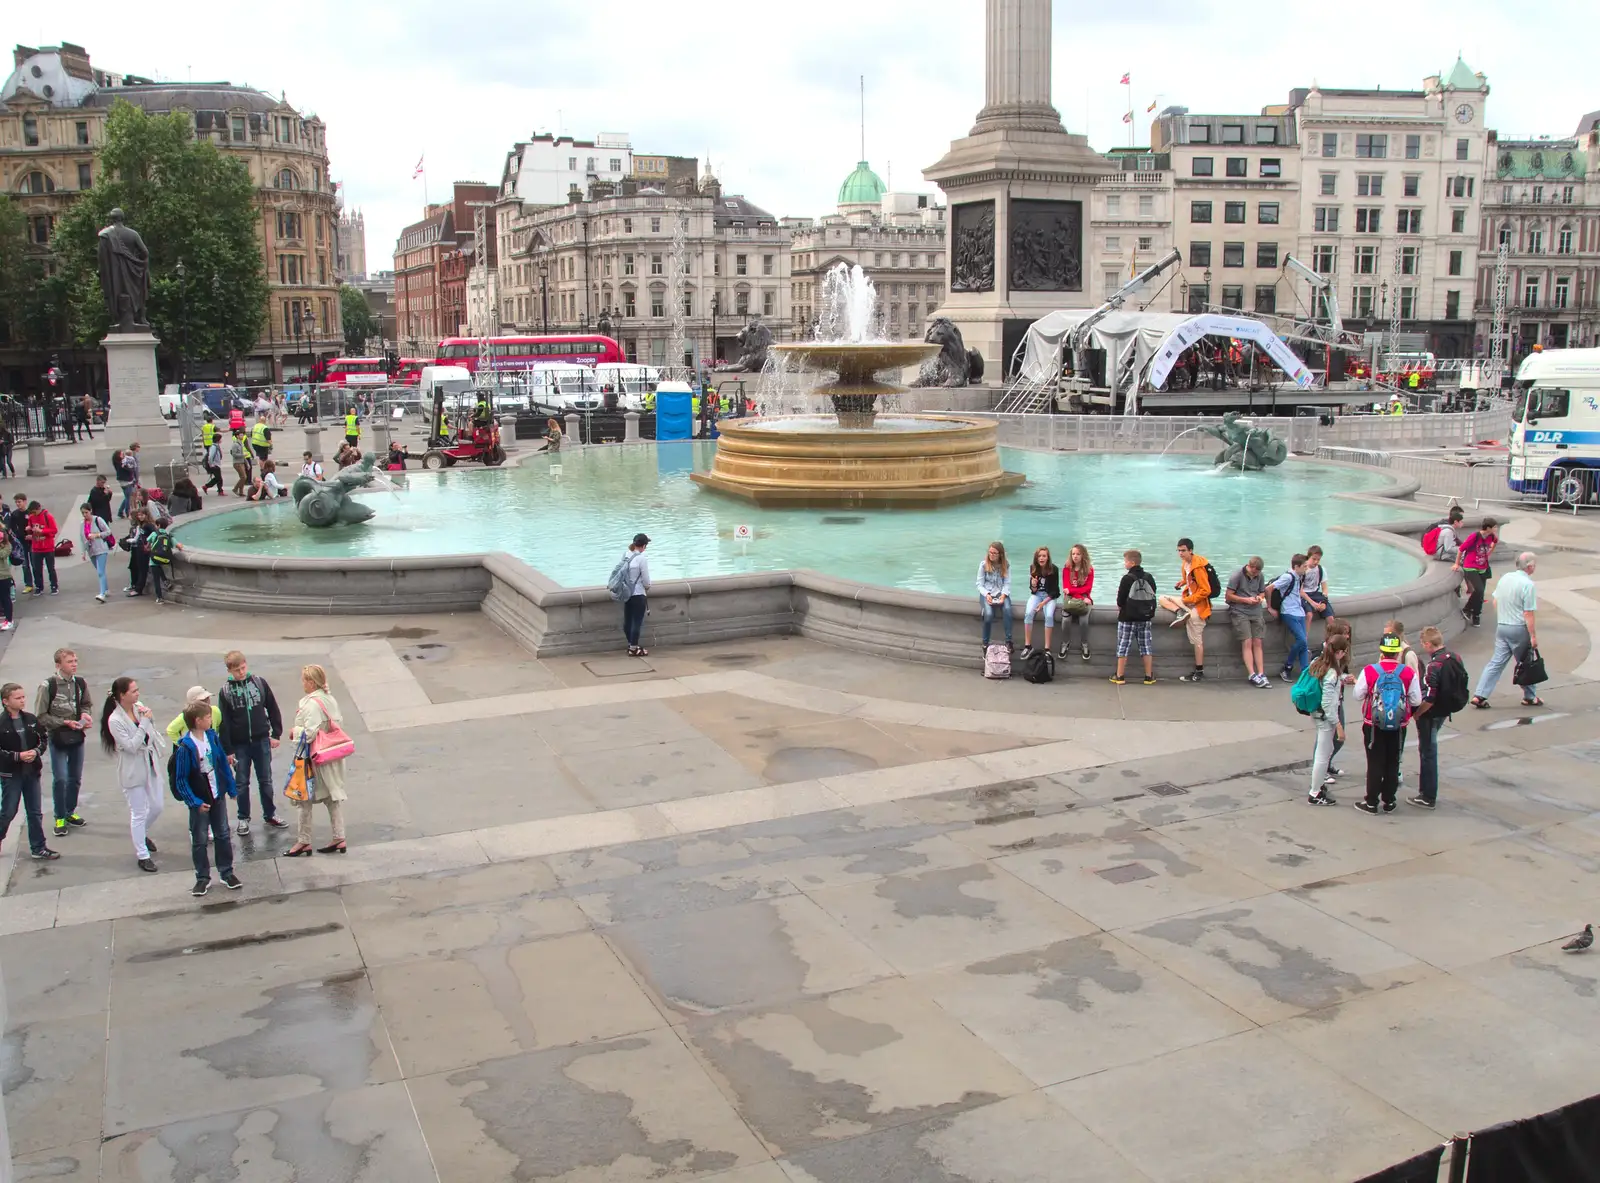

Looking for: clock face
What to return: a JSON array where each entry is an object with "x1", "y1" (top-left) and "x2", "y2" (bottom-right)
[{"x1": 1456, "y1": 103, "x2": 1474, "y2": 124}]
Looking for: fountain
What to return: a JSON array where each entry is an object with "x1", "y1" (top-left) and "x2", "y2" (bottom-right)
[{"x1": 691, "y1": 264, "x2": 1025, "y2": 507}]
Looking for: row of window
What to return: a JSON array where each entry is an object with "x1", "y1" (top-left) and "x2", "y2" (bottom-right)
[
  {"x1": 568, "y1": 157, "x2": 626, "y2": 173},
  {"x1": 1189, "y1": 123, "x2": 1282, "y2": 145},
  {"x1": 506, "y1": 289, "x2": 777, "y2": 321},
  {"x1": 16, "y1": 164, "x2": 93, "y2": 193},
  {"x1": 1316, "y1": 133, "x2": 1472, "y2": 162},
  {"x1": 795, "y1": 283, "x2": 942, "y2": 301},
  {"x1": 1187, "y1": 242, "x2": 1281, "y2": 269},
  {"x1": 1305, "y1": 245, "x2": 1467, "y2": 277},
  {"x1": 1192, "y1": 157, "x2": 1282, "y2": 178},
  {"x1": 273, "y1": 211, "x2": 327, "y2": 243},
  {"x1": 19, "y1": 116, "x2": 91, "y2": 148},
  {"x1": 792, "y1": 252, "x2": 942, "y2": 269},
  {"x1": 275, "y1": 253, "x2": 329, "y2": 286},
  {"x1": 1496, "y1": 226, "x2": 1578, "y2": 254},
  {"x1": 1311, "y1": 207, "x2": 1426, "y2": 234},
  {"x1": 504, "y1": 253, "x2": 780, "y2": 286},
  {"x1": 1500, "y1": 184, "x2": 1579, "y2": 205},
  {"x1": 1181, "y1": 285, "x2": 1281, "y2": 314},
  {"x1": 280, "y1": 298, "x2": 333, "y2": 338},
  {"x1": 1104, "y1": 194, "x2": 1157, "y2": 217},
  {"x1": 1190, "y1": 200, "x2": 1280, "y2": 225}
]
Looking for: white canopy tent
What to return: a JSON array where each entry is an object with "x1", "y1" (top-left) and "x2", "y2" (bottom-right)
[{"x1": 1017, "y1": 309, "x2": 1315, "y2": 414}]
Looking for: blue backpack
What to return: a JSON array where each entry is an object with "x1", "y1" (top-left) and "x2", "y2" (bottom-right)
[{"x1": 1368, "y1": 663, "x2": 1410, "y2": 731}]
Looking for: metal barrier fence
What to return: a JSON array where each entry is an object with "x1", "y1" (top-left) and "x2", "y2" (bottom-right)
[{"x1": 1315, "y1": 446, "x2": 1520, "y2": 505}]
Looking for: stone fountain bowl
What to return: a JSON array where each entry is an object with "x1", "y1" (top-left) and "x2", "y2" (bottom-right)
[{"x1": 773, "y1": 341, "x2": 939, "y2": 386}]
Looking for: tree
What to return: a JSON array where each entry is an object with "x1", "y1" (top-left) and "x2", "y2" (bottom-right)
[
  {"x1": 340, "y1": 283, "x2": 377, "y2": 354},
  {"x1": 51, "y1": 101, "x2": 268, "y2": 368},
  {"x1": 0, "y1": 196, "x2": 59, "y2": 352}
]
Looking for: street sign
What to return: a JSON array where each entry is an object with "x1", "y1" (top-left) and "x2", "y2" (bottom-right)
[{"x1": 733, "y1": 524, "x2": 752, "y2": 541}]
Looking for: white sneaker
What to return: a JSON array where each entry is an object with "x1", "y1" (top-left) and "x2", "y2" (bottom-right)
[
  {"x1": 95, "y1": 594, "x2": 106, "y2": 603},
  {"x1": 236, "y1": 819, "x2": 250, "y2": 836},
  {"x1": 0, "y1": 621, "x2": 11, "y2": 631}
]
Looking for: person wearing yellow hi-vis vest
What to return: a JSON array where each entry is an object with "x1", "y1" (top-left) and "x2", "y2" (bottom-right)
[
  {"x1": 249, "y1": 413, "x2": 273, "y2": 463},
  {"x1": 344, "y1": 408, "x2": 360, "y2": 447},
  {"x1": 200, "y1": 417, "x2": 216, "y2": 448}
]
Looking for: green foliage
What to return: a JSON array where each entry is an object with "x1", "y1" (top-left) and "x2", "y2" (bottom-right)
[
  {"x1": 0, "y1": 195, "x2": 59, "y2": 350},
  {"x1": 340, "y1": 284, "x2": 377, "y2": 354},
  {"x1": 51, "y1": 101, "x2": 269, "y2": 362}
]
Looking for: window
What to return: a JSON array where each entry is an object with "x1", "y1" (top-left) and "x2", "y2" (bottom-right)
[
  {"x1": 1256, "y1": 242, "x2": 1278, "y2": 268},
  {"x1": 1255, "y1": 125, "x2": 1277, "y2": 145},
  {"x1": 1562, "y1": 186, "x2": 1575, "y2": 204},
  {"x1": 1106, "y1": 195, "x2": 1122, "y2": 216},
  {"x1": 1319, "y1": 173, "x2": 1337, "y2": 196},
  {"x1": 623, "y1": 291, "x2": 636, "y2": 317},
  {"x1": 1558, "y1": 228, "x2": 1574, "y2": 254},
  {"x1": 1138, "y1": 195, "x2": 1153, "y2": 216},
  {"x1": 623, "y1": 217, "x2": 633, "y2": 233},
  {"x1": 1399, "y1": 287, "x2": 1416, "y2": 318},
  {"x1": 1222, "y1": 242, "x2": 1245, "y2": 268},
  {"x1": 1254, "y1": 285, "x2": 1277, "y2": 313},
  {"x1": 682, "y1": 293, "x2": 693, "y2": 317},
  {"x1": 1187, "y1": 284, "x2": 1209, "y2": 314},
  {"x1": 1527, "y1": 229, "x2": 1544, "y2": 254},
  {"x1": 1105, "y1": 236, "x2": 1121, "y2": 250},
  {"x1": 317, "y1": 256, "x2": 326, "y2": 285},
  {"x1": 1355, "y1": 208, "x2": 1381, "y2": 233},
  {"x1": 763, "y1": 290, "x2": 775, "y2": 316},
  {"x1": 1354, "y1": 245, "x2": 1377, "y2": 274},
  {"x1": 1322, "y1": 132, "x2": 1338, "y2": 157},
  {"x1": 1313, "y1": 245, "x2": 1336, "y2": 273},
  {"x1": 873, "y1": 253, "x2": 882, "y2": 266},
  {"x1": 1403, "y1": 175, "x2": 1419, "y2": 197},
  {"x1": 74, "y1": 120, "x2": 90, "y2": 146},
  {"x1": 568, "y1": 157, "x2": 577, "y2": 170},
  {"x1": 1456, "y1": 138, "x2": 1469, "y2": 161},
  {"x1": 586, "y1": 157, "x2": 596, "y2": 172},
  {"x1": 20, "y1": 171, "x2": 54, "y2": 194},
  {"x1": 609, "y1": 157, "x2": 621, "y2": 172},
  {"x1": 1448, "y1": 250, "x2": 1463, "y2": 276},
  {"x1": 278, "y1": 254, "x2": 303, "y2": 284},
  {"x1": 1554, "y1": 277, "x2": 1571, "y2": 309},
  {"x1": 22, "y1": 116, "x2": 38, "y2": 146},
  {"x1": 276, "y1": 212, "x2": 302, "y2": 239},
  {"x1": 1445, "y1": 290, "x2": 1460, "y2": 320},
  {"x1": 1189, "y1": 124, "x2": 1211, "y2": 143},
  {"x1": 650, "y1": 254, "x2": 663, "y2": 275},
  {"x1": 1519, "y1": 387, "x2": 1569, "y2": 421},
  {"x1": 1259, "y1": 158, "x2": 1281, "y2": 178},
  {"x1": 1190, "y1": 201, "x2": 1213, "y2": 223},
  {"x1": 1396, "y1": 209, "x2": 1422, "y2": 234},
  {"x1": 1451, "y1": 209, "x2": 1466, "y2": 234},
  {"x1": 27, "y1": 215, "x2": 52, "y2": 245},
  {"x1": 1532, "y1": 185, "x2": 1544, "y2": 204},
  {"x1": 1399, "y1": 246, "x2": 1418, "y2": 275},
  {"x1": 1225, "y1": 157, "x2": 1247, "y2": 178},
  {"x1": 1498, "y1": 225, "x2": 1512, "y2": 247},
  {"x1": 1189, "y1": 241, "x2": 1212, "y2": 267},
  {"x1": 735, "y1": 254, "x2": 748, "y2": 275},
  {"x1": 650, "y1": 216, "x2": 661, "y2": 233},
  {"x1": 315, "y1": 214, "x2": 324, "y2": 243},
  {"x1": 1523, "y1": 277, "x2": 1539, "y2": 306},
  {"x1": 1221, "y1": 124, "x2": 1244, "y2": 143},
  {"x1": 1258, "y1": 202, "x2": 1280, "y2": 224},
  {"x1": 1192, "y1": 157, "x2": 1214, "y2": 177},
  {"x1": 77, "y1": 161, "x2": 92, "y2": 189},
  {"x1": 275, "y1": 168, "x2": 298, "y2": 190},
  {"x1": 1224, "y1": 202, "x2": 1245, "y2": 224},
  {"x1": 1447, "y1": 176, "x2": 1469, "y2": 198},
  {"x1": 1355, "y1": 134, "x2": 1387, "y2": 158},
  {"x1": 1354, "y1": 286, "x2": 1375, "y2": 317},
  {"x1": 651, "y1": 293, "x2": 664, "y2": 318},
  {"x1": 1221, "y1": 285, "x2": 1244, "y2": 309},
  {"x1": 1405, "y1": 134, "x2": 1420, "y2": 160},
  {"x1": 1137, "y1": 235, "x2": 1153, "y2": 251},
  {"x1": 1314, "y1": 207, "x2": 1339, "y2": 233},
  {"x1": 622, "y1": 253, "x2": 635, "y2": 275},
  {"x1": 735, "y1": 291, "x2": 749, "y2": 315},
  {"x1": 762, "y1": 254, "x2": 774, "y2": 275},
  {"x1": 1356, "y1": 174, "x2": 1383, "y2": 197}
]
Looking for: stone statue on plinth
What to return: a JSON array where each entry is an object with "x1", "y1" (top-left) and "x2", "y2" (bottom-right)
[
  {"x1": 914, "y1": 317, "x2": 985, "y2": 387},
  {"x1": 714, "y1": 317, "x2": 773, "y2": 372},
  {"x1": 97, "y1": 208, "x2": 150, "y2": 331},
  {"x1": 291, "y1": 454, "x2": 381, "y2": 526},
  {"x1": 1200, "y1": 412, "x2": 1288, "y2": 471}
]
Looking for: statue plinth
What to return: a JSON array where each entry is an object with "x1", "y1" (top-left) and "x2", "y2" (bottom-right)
[{"x1": 96, "y1": 330, "x2": 179, "y2": 474}]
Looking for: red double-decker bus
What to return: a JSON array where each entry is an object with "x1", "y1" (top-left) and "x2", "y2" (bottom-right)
[
  {"x1": 435, "y1": 334, "x2": 624, "y2": 375},
  {"x1": 320, "y1": 357, "x2": 391, "y2": 386}
]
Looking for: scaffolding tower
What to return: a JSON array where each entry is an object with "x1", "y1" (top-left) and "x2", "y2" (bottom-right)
[{"x1": 1487, "y1": 240, "x2": 1510, "y2": 388}]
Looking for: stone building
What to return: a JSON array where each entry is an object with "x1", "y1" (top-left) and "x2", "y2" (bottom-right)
[
  {"x1": 1090, "y1": 149, "x2": 1175, "y2": 304},
  {"x1": 1287, "y1": 62, "x2": 1491, "y2": 358},
  {"x1": 392, "y1": 181, "x2": 496, "y2": 352},
  {"x1": 493, "y1": 152, "x2": 790, "y2": 366},
  {"x1": 1475, "y1": 129, "x2": 1600, "y2": 355},
  {"x1": 337, "y1": 208, "x2": 367, "y2": 281},
  {"x1": 0, "y1": 42, "x2": 343, "y2": 387},
  {"x1": 789, "y1": 160, "x2": 947, "y2": 339},
  {"x1": 1153, "y1": 111, "x2": 1299, "y2": 316}
]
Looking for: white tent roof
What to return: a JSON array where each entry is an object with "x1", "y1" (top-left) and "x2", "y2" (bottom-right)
[{"x1": 1018, "y1": 309, "x2": 1189, "y2": 386}]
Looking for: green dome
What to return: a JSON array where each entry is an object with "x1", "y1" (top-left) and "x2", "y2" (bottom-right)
[{"x1": 838, "y1": 160, "x2": 886, "y2": 205}]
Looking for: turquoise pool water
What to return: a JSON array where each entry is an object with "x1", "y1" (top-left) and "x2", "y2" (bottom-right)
[{"x1": 176, "y1": 445, "x2": 1423, "y2": 596}]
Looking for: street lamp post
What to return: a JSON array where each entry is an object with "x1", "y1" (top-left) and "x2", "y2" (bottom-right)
[
  {"x1": 175, "y1": 259, "x2": 188, "y2": 386},
  {"x1": 710, "y1": 292, "x2": 720, "y2": 365},
  {"x1": 539, "y1": 260, "x2": 550, "y2": 335}
]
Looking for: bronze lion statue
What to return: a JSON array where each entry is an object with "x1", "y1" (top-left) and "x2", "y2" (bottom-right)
[{"x1": 915, "y1": 317, "x2": 984, "y2": 387}]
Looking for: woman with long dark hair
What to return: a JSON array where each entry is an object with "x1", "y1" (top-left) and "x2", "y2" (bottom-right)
[
  {"x1": 100, "y1": 675, "x2": 166, "y2": 871},
  {"x1": 1306, "y1": 635, "x2": 1350, "y2": 807},
  {"x1": 1019, "y1": 547, "x2": 1059, "y2": 661}
]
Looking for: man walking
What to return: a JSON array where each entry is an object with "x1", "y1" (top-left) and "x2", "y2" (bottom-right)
[
  {"x1": 1159, "y1": 538, "x2": 1212, "y2": 683},
  {"x1": 1226, "y1": 556, "x2": 1271, "y2": 687},
  {"x1": 0, "y1": 682, "x2": 57, "y2": 859},
  {"x1": 76, "y1": 394, "x2": 96, "y2": 441},
  {"x1": 1469, "y1": 552, "x2": 1542, "y2": 708},
  {"x1": 35, "y1": 648, "x2": 92, "y2": 837},
  {"x1": 1352, "y1": 634, "x2": 1423, "y2": 813},
  {"x1": 217, "y1": 650, "x2": 286, "y2": 835},
  {"x1": 1111, "y1": 549, "x2": 1158, "y2": 686},
  {"x1": 249, "y1": 411, "x2": 273, "y2": 467},
  {"x1": 1411, "y1": 626, "x2": 1470, "y2": 809}
]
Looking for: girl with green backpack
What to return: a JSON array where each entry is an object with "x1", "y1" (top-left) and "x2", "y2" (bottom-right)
[{"x1": 1302, "y1": 635, "x2": 1350, "y2": 807}]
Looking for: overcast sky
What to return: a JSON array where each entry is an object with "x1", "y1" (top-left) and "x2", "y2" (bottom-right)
[{"x1": 15, "y1": 1, "x2": 1596, "y2": 272}]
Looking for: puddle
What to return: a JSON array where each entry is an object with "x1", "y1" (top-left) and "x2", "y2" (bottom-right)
[
  {"x1": 1485, "y1": 712, "x2": 1571, "y2": 730},
  {"x1": 764, "y1": 746, "x2": 876, "y2": 782},
  {"x1": 127, "y1": 922, "x2": 344, "y2": 962}
]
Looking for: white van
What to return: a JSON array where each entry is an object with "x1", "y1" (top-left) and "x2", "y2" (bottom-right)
[
  {"x1": 1508, "y1": 347, "x2": 1600, "y2": 500},
  {"x1": 528, "y1": 364, "x2": 603, "y2": 410},
  {"x1": 594, "y1": 363, "x2": 658, "y2": 411}
]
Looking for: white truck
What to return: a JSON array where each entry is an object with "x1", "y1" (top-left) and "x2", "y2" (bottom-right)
[{"x1": 1508, "y1": 347, "x2": 1600, "y2": 502}]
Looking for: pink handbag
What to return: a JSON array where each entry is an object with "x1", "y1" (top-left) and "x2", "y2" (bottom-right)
[{"x1": 308, "y1": 700, "x2": 355, "y2": 766}]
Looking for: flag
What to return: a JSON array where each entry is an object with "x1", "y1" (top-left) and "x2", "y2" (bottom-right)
[
  {"x1": 1119, "y1": 73, "x2": 1130, "y2": 85},
  {"x1": 1122, "y1": 111, "x2": 1132, "y2": 124},
  {"x1": 412, "y1": 156, "x2": 424, "y2": 179},
  {"x1": 1147, "y1": 99, "x2": 1158, "y2": 113}
]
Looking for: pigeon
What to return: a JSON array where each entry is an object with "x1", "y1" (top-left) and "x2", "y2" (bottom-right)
[{"x1": 1562, "y1": 924, "x2": 1594, "y2": 953}]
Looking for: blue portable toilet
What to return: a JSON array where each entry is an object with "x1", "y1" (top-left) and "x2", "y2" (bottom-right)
[{"x1": 655, "y1": 381, "x2": 694, "y2": 441}]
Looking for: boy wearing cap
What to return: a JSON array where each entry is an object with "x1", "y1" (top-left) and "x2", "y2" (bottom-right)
[
  {"x1": 166, "y1": 686, "x2": 224, "y2": 743},
  {"x1": 1351, "y1": 634, "x2": 1423, "y2": 813},
  {"x1": 621, "y1": 533, "x2": 651, "y2": 657}
]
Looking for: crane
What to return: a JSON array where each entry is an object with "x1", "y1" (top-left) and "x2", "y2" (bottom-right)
[{"x1": 1068, "y1": 248, "x2": 1182, "y2": 379}]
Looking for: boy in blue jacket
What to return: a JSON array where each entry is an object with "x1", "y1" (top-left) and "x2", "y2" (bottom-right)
[{"x1": 173, "y1": 702, "x2": 242, "y2": 897}]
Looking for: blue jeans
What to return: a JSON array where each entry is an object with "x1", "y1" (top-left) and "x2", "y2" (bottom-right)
[
  {"x1": 980, "y1": 596, "x2": 1013, "y2": 646},
  {"x1": 1415, "y1": 712, "x2": 1442, "y2": 804},
  {"x1": 189, "y1": 797, "x2": 235, "y2": 881},
  {"x1": 118, "y1": 481, "x2": 137, "y2": 517},
  {"x1": 231, "y1": 738, "x2": 277, "y2": 821},
  {"x1": 91, "y1": 552, "x2": 109, "y2": 598},
  {"x1": 1281, "y1": 612, "x2": 1309, "y2": 675},
  {"x1": 623, "y1": 594, "x2": 647, "y2": 647},
  {"x1": 49, "y1": 740, "x2": 84, "y2": 821},
  {"x1": 1474, "y1": 623, "x2": 1535, "y2": 702},
  {"x1": 0, "y1": 770, "x2": 46, "y2": 854}
]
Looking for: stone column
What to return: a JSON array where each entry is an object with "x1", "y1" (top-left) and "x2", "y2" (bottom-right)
[
  {"x1": 564, "y1": 412, "x2": 580, "y2": 445},
  {"x1": 973, "y1": 0, "x2": 1063, "y2": 134},
  {"x1": 624, "y1": 411, "x2": 641, "y2": 442},
  {"x1": 304, "y1": 425, "x2": 323, "y2": 461},
  {"x1": 96, "y1": 330, "x2": 178, "y2": 473},
  {"x1": 25, "y1": 438, "x2": 49, "y2": 477},
  {"x1": 499, "y1": 413, "x2": 518, "y2": 445}
]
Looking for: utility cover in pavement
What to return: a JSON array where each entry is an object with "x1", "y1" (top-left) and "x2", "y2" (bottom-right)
[{"x1": 1097, "y1": 862, "x2": 1157, "y2": 884}]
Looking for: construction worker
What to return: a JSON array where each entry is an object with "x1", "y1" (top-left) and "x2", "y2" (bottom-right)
[
  {"x1": 643, "y1": 388, "x2": 656, "y2": 412},
  {"x1": 1408, "y1": 370, "x2": 1421, "y2": 393},
  {"x1": 248, "y1": 412, "x2": 273, "y2": 464},
  {"x1": 228, "y1": 402, "x2": 245, "y2": 434},
  {"x1": 199, "y1": 414, "x2": 216, "y2": 449},
  {"x1": 1388, "y1": 395, "x2": 1406, "y2": 417},
  {"x1": 344, "y1": 405, "x2": 360, "y2": 449},
  {"x1": 473, "y1": 391, "x2": 491, "y2": 427}
]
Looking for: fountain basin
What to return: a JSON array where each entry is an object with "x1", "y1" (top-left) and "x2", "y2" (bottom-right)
[{"x1": 690, "y1": 415, "x2": 1026, "y2": 507}]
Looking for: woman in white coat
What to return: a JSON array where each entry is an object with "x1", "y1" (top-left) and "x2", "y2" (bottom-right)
[
  {"x1": 100, "y1": 675, "x2": 167, "y2": 871},
  {"x1": 284, "y1": 664, "x2": 349, "y2": 856}
]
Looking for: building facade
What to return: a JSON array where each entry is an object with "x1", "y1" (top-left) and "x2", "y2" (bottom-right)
[
  {"x1": 336, "y1": 208, "x2": 366, "y2": 281},
  {"x1": 1090, "y1": 150, "x2": 1174, "y2": 304},
  {"x1": 789, "y1": 161, "x2": 946, "y2": 339},
  {"x1": 0, "y1": 42, "x2": 343, "y2": 387},
  {"x1": 392, "y1": 181, "x2": 496, "y2": 352},
  {"x1": 1475, "y1": 132, "x2": 1600, "y2": 356},
  {"x1": 500, "y1": 133, "x2": 633, "y2": 208}
]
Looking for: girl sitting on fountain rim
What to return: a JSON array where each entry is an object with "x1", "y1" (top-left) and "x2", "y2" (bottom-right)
[
  {"x1": 1019, "y1": 548, "x2": 1059, "y2": 662},
  {"x1": 977, "y1": 543, "x2": 1013, "y2": 654}
]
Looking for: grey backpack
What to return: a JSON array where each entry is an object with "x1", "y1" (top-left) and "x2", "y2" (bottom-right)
[{"x1": 606, "y1": 552, "x2": 636, "y2": 602}]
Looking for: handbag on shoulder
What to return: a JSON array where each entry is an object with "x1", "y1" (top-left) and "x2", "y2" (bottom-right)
[{"x1": 308, "y1": 700, "x2": 355, "y2": 766}]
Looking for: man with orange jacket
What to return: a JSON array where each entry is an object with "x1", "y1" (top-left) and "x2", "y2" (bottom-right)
[{"x1": 1159, "y1": 537, "x2": 1212, "y2": 682}]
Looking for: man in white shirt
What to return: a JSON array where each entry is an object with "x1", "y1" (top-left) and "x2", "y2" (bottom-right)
[
  {"x1": 299, "y1": 451, "x2": 324, "y2": 481},
  {"x1": 1471, "y1": 552, "x2": 1541, "y2": 707}
]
